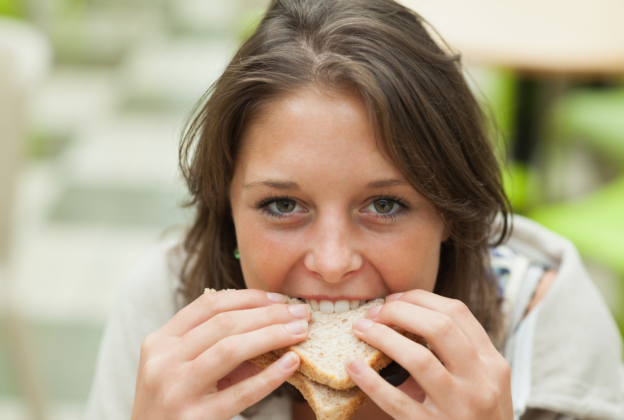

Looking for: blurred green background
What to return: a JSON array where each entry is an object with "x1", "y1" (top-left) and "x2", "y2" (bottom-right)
[
  {"x1": 0, "y1": 1, "x2": 267, "y2": 418},
  {"x1": 1, "y1": 1, "x2": 623, "y2": 419}
]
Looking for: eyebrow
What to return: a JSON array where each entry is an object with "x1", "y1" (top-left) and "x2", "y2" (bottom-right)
[
  {"x1": 365, "y1": 179, "x2": 410, "y2": 189},
  {"x1": 243, "y1": 180, "x2": 301, "y2": 190},
  {"x1": 243, "y1": 179, "x2": 409, "y2": 190}
]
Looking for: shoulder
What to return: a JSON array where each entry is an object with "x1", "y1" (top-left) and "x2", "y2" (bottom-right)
[
  {"x1": 106, "y1": 236, "x2": 188, "y2": 340},
  {"x1": 83, "y1": 237, "x2": 187, "y2": 420},
  {"x1": 495, "y1": 215, "x2": 624, "y2": 420}
]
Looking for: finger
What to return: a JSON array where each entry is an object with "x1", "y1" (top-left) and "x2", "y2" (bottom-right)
[
  {"x1": 163, "y1": 289, "x2": 287, "y2": 337},
  {"x1": 191, "y1": 321, "x2": 308, "y2": 386},
  {"x1": 344, "y1": 356, "x2": 430, "y2": 420},
  {"x1": 210, "y1": 352, "x2": 300, "y2": 420},
  {"x1": 397, "y1": 376, "x2": 426, "y2": 403},
  {"x1": 367, "y1": 300, "x2": 478, "y2": 373},
  {"x1": 217, "y1": 361, "x2": 263, "y2": 391},
  {"x1": 352, "y1": 318, "x2": 454, "y2": 405},
  {"x1": 180, "y1": 303, "x2": 311, "y2": 360},
  {"x1": 387, "y1": 290, "x2": 496, "y2": 358}
]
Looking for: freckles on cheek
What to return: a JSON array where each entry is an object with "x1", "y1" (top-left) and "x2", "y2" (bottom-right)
[
  {"x1": 244, "y1": 232, "x2": 299, "y2": 291},
  {"x1": 369, "y1": 233, "x2": 440, "y2": 293}
]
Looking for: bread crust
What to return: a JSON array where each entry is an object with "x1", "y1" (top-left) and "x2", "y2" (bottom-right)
[
  {"x1": 288, "y1": 371, "x2": 369, "y2": 420},
  {"x1": 248, "y1": 329, "x2": 429, "y2": 420},
  {"x1": 248, "y1": 353, "x2": 369, "y2": 420},
  {"x1": 272, "y1": 327, "x2": 424, "y2": 390},
  {"x1": 273, "y1": 346, "x2": 392, "y2": 390}
]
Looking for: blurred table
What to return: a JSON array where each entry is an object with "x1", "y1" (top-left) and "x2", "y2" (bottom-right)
[
  {"x1": 399, "y1": 0, "x2": 624, "y2": 77},
  {"x1": 399, "y1": 0, "x2": 624, "y2": 171}
]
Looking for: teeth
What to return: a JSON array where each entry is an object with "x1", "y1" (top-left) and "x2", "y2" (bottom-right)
[
  {"x1": 305, "y1": 299, "x2": 370, "y2": 312},
  {"x1": 310, "y1": 299, "x2": 320, "y2": 311},
  {"x1": 319, "y1": 300, "x2": 334, "y2": 313},
  {"x1": 335, "y1": 300, "x2": 349, "y2": 313}
]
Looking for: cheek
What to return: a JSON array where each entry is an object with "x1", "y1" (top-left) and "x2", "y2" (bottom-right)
[
  {"x1": 365, "y1": 224, "x2": 442, "y2": 294},
  {"x1": 237, "y1": 220, "x2": 304, "y2": 292}
]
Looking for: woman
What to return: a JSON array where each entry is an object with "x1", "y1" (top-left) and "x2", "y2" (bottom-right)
[{"x1": 84, "y1": 1, "x2": 624, "y2": 419}]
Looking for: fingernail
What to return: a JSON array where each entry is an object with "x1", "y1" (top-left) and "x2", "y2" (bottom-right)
[
  {"x1": 353, "y1": 318, "x2": 374, "y2": 332},
  {"x1": 267, "y1": 292, "x2": 285, "y2": 303},
  {"x1": 278, "y1": 351, "x2": 298, "y2": 370},
  {"x1": 366, "y1": 305, "x2": 382, "y2": 319},
  {"x1": 345, "y1": 356, "x2": 366, "y2": 375},
  {"x1": 386, "y1": 292, "x2": 404, "y2": 302},
  {"x1": 285, "y1": 320, "x2": 308, "y2": 334},
  {"x1": 288, "y1": 304, "x2": 310, "y2": 319}
]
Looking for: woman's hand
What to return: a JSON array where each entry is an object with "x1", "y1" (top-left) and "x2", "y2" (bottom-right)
[
  {"x1": 131, "y1": 289, "x2": 310, "y2": 420},
  {"x1": 345, "y1": 290, "x2": 512, "y2": 420}
]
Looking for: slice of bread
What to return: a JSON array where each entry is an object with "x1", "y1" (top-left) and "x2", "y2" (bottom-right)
[
  {"x1": 273, "y1": 298, "x2": 391, "y2": 390},
  {"x1": 206, "y1": 289, "x2": 427, "y2": 419},
  {"x1": 249, "y1": 353, "x2": 369, "y2": 420}
]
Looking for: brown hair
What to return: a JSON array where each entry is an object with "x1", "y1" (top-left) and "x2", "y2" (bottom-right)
[{"x1": 179, "y1": 0, "x2": 510, "y2": 337}]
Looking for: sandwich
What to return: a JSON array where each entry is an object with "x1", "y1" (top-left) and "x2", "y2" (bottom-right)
[{"x1": 246, "y1": 295, "x2": 426, "y2": 420}]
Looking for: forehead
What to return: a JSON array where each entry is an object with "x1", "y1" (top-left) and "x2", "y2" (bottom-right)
[{"x1": 235, "y1": 88, "x2": 405, "y2": 185}]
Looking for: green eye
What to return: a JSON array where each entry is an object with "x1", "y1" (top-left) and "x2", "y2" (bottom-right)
[
  {"x1": 374, "y1": 199, "x2": 395, "y2": 213},
  {"x1": 275, "y1": 199, "x2": 296, "y2": 212}
]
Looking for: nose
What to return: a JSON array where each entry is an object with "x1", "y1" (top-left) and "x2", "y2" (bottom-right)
[{"x1": 304, "y1": 214, "x2": 363, "y2": 283}]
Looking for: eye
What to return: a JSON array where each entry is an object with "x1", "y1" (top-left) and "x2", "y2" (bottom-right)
[
  {"x1": 365, "y1": 198, "x2": 402, "y2": 214},
  {"x1": 269, "y1": 199, "x2": 299, "y2": 213},
  {"x1": 373, "y1": 199, "x2": 395, "y2": 213},
  {"x1": 255, "y1": 195, "x2": 307, "y2": 220}
]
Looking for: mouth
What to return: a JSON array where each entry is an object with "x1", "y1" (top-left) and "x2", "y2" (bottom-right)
[{"x1": 295, "y1": 297, "x2": 376, "y2": 314}]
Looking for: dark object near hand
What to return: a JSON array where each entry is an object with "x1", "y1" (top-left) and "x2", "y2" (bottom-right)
[{"x1": 379, "y1": 361, "x2": 410, "y2": 387}]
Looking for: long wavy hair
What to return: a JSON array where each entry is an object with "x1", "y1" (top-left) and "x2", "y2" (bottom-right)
[{"x1": 178, "y1": 0, "x2": 511, "y2": 338}]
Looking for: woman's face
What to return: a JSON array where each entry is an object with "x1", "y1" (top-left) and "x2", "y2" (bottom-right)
[{"x1": 230, "y1": 88, "x2": 449, "y2": 304}]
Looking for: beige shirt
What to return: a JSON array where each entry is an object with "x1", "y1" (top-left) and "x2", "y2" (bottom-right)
[{"x1": 83, "y1": 216, "x2": 624, "y2": 420}]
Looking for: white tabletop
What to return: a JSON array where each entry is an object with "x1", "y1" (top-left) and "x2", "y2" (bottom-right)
[{"x1": 399, "y1": 0, "x2": 624, "y2": 76}]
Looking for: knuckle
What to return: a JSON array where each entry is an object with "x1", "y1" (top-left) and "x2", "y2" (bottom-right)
[
  {"x1": 253, "y1": 288, "x2": 268, "y2": 301},
  {"x1": 141, "y1": 357, "x2": 166, "y2": 390},
  {"x1": 211, "y1": 312, "x2": 236, "y2": 333},
  {"x1": 365, "y1": 372, "x2": 385, "y2": 395},
  {"x1": 411, "y1": 289, "x2": 428, "y2": 300},
  {"x1": 141, "y1": 333, "x2": 155, "y2": 354},
  {"x1": 449, "y1": 299, "x2": 471, "y2": 318},
  {"x1": 180, "y1": 404, "x2": 207, "y2": 420},
  {"x1": 265, "y1": 303, "x2": 286, "y2": 322},
  {"x1": 215, "y1": 337, "x2": 240, "y2": 360},
  {"x1": 140, "y1": 332, "x2": 161, "y2": 359},
  {"x1": 160, "y1": 383, "x2": 187, "y2": 413},
  {"x1": 212, "y1": 399, "x2": 234, "y2": 420},
  {"x1": 378, "y1": 301, "x2": 394, "y2": 319},
  {"x1": 431, "y1": 314, "x2": 455, "y2": 338},
  {"x1": 477, "y1": 383, "x2": 501, "y2": 413},
  {"x1": 436, "y1": 370, "x2": 454, "y2": 390},
  {"x1": 383, "y1": 300, "x2": 405, "y2": 318},
  {"x1": 388, "y1": 393, "x2": 412, "y2": 417},
  {"x1": 259, "y1": 367, "x2": 282, "y2": 390},
  {"x1": 197, "y1": 292, "x2": 218, "y2": 310},
  {"x1": 497, "y1": 358, "x2": 512, "y2": 381},
  {"x1": 232, "y1": 381, "x2": 258, "y2": 409},
  {"x1": 406, "y1": 350, "x2": 434, "y2": 374}
]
